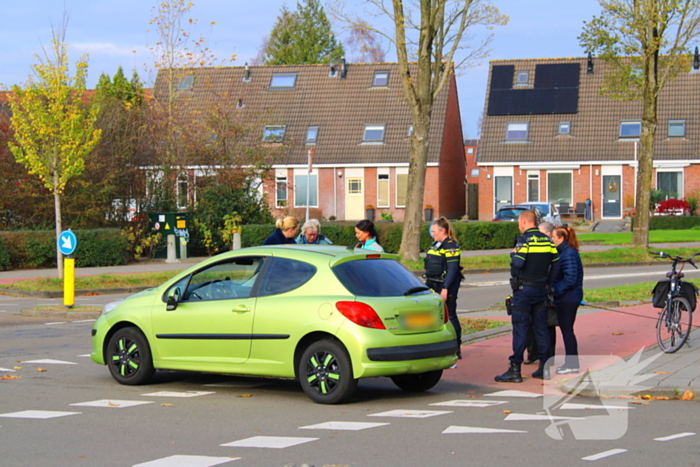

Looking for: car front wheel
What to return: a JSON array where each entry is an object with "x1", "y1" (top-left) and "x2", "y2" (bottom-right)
[
  {"x1": 299, "y1": 339, "x2": 357, "y2": 404},
  {"x1": 391, "y1": 370, "x2": 443, "y2": 392},
  {"x1": 106, "y1": 327, "x2": 155, "y2": 385}
]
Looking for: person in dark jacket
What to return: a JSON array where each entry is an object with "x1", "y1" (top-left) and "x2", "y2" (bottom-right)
[
  {"x1": 550, "y1": 225, "x2": 584, "y2": 374},
  {"x1": 263, "y1": 216, "x2": 299, "y2": 245},
  {"x1": 424, "y1": 217, "x2": 463, "y2": 359}
]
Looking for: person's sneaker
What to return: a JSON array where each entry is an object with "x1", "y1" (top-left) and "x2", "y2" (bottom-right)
[
  {"x1": 556, "y1": 366, "x2": 579, "y2": 375},
  {"x1": 448, "y1": 363, "x2": 458, "y2": 370}
]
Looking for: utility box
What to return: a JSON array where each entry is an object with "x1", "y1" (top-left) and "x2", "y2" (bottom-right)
[{"x1": 148, "y1": 212, "x2": 190, "y2": 259}]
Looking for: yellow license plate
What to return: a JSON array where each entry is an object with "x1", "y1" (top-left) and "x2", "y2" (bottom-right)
[{"x1": 403, "y1": 312, "x2": 436, "y2": 329}]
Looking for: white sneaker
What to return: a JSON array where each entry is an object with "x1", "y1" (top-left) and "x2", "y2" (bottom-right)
[
  {"x1": 448, "y1": 364, "x2": 458, "y2": 369},
  {"x1": 556, "y1": 366, "x2": 579, "y2": 375}
]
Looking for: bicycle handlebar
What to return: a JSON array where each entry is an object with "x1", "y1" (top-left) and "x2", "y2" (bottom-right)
[{"x1": 650, "y1": 250, "x2": 700, "y2": 268}]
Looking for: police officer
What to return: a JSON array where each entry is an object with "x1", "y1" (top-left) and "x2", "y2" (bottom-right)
[
  {"x1": 424, "y1": 217, "x2": 463, "y2": 359},
  {"x1": 495, "y1": 210, "x2": 560, "y2": 382}
]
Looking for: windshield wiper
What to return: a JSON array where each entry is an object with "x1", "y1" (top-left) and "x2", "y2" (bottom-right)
[{"x1": 404, "y1": 286, "x2": 430, "y2": 296}]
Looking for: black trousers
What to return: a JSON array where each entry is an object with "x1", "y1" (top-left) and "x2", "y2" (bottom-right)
[
  {"x1": 556, "y1": 301, "x2": 579, "y2": 368},
  {"x1": 526, "y1": 324, "x2": 556, "y2": 361},
  {"x1": 427, "y1": 280, "x2": 461, "y2": 355}
]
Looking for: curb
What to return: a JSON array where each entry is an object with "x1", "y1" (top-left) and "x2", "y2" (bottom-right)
[
  {"x1": 558, "y1": 378, "x2": 698, "y2": 400},
  {"x1": 2, "y1": 286, "x2": 152, "y2": 299},
  {"x1": 19, "y1": 308, "x2": 101, "y2": 319}
]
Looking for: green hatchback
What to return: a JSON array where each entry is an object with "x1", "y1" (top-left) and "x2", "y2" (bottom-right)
[{"x1": 91, "y1": 245, "x2": 458, "y2": 404}]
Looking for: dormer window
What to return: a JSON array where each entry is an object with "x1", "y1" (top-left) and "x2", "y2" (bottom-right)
[
  {"x1": 558, "y1": 121, "x2": 571, "y2": 135},
  {"x1": 516, "y1": 71, "x2": 529, "y2": 84},
  {"x1": 363, "y1": 124, "x2": 385, "y2": 143},
  {"x1": 372, "y1": 71, "x2": 389, "y2": 87},
  {"x1": 269, "y1": 73, "x2": 297, "y2": 89},
  {"x1": 306, "y1": 126, "x2": 319, "y2": 144},
  {"x1": 177, "y1": 75, "x2": 194, "y2": 91},
  {"x1": 262, "y1": 125, "x2": 286, "y2": 143},
  {"x1": 620, "y1": 120, "x2": 641, "y2": 138}
]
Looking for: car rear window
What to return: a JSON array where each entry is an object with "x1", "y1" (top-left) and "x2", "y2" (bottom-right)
[{"x1": 332, "y1": 258, "x2": 429, "y2": 297}]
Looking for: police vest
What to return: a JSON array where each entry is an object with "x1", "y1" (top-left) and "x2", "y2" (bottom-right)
[{"x1": 425, "y1": 238, "x2": 460, "y2": 281}]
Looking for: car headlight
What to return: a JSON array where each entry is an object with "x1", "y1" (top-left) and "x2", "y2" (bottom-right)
[{"x1": 101, "y1": 300, "x2": 124, "y2": 316}]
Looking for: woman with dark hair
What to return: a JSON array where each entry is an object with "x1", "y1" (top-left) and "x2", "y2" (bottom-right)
[
  {"x1": 354, "y1": 219, "x2": 384, "y2": 252},
  {"x1": 424, "y1": 216, "x2": 463, "y2": 360},
  {"x1": 551, "y1": 225, "x2": 584, "y2": 374}
]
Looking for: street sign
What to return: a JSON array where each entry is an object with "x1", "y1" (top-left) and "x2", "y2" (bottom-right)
[{"x1": 58, "y1": 229, "x2": 77, "y2": 256}]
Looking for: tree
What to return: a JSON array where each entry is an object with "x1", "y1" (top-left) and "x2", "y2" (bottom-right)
[
  {"x1": 579, "y1": 0, "x2": 700, "y2": 248},
  {"x1": 263, "y1": 0, "x2": 345, "y2": 65},
  {"x1": 332, "y1": 1, "x2": 507, "y2": 261},
  {"x1": 346, "y1": 20, "x2": 386, "y2": 62},
  {"x1": 7, "y1": 24, "x2": 101, "y2": 278}
]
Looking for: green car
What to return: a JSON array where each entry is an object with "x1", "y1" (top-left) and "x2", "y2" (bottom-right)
[{"x1": 91, "y1": 245, "x2": 458, "y2": 404}]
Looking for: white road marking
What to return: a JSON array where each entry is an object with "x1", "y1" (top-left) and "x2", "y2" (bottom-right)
[
  {"x1": 485, "y1": 390, "x2": 543, "y2": 398},
  {"x1": 142, "y1": 391, "x2": 215, "y2": 398},
  {"x1": 299, "y1": 421, "x2": 389, "y2": 431},
  {"x1": 44, "y1": 322, "x2": 67, "y2": 326},
  {"x1": 505, "y1": 413, "x2": 584, "y2": 421},
  {"x1": 443, "y1": 426, "x2": 527, "y2": 434},
  {"x1": 133, "y1": 455, "x2": 240, "y2": 466},
  {"x1": 0, "y1": 410, "x2": 80, "y2": 419},
  {"x1": 221, "y1": 436, "x2": 318, "y2": 449},
  {"x1": 204, "y1": 381, "x2": 271, "y2": 388},
  {"x1": 23, "y1": 359, "x2": 77, "y2": 365},
  {"x1": 77, "y1": 354, "x2": 91, "y2": 358},
  {"x1": 368, "y1": 409, "x2": 452, "y2": 418},
  {"x1": 70, "y1": 400, "x2": 153, "y2": 408},
  {"x1": 72, "y1": 319, "x2": 96, "y2": 323},
  {"x1": 0, "y1": 367, "x2": 16, "y2": 372},
  {"x1": 559, "y1": 403, "x2": 632, "y2": 410},
  {"x1": 654, "y1": 432, "x2": 696, "y2": 442},
  {"x1": 431, "y1": 400, "x2": 508, "y2": 408},
  {"x1": 582, "y1": 449, "x2": 627, "y2": 461}
]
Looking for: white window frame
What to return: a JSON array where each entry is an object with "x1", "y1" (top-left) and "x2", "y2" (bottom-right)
[
  {"x1": 275, "y1": 170, "x2": 288, "y2": 208},
  {"x1": 505, "y1": 122, "x2": 529, "y2": 141},
  {"x1": 293, "y1": 169, "x2": 318, "y2": 208},
  {"x1": 377, "y1": 170, "x2": 390, "y2": 208},
  {"x1": 306, "y1": 126, "x2": 319, "y2": 144},
  {"x1": 668, "y1": 120, "x2": 686, "y2": 138},
  {"x1": 269, "y1": 73, "x2": 297, "y2": 89},
  {"x1": 372, "y1": 71, "x2": 389, "y2": 86},
  {"x1": 362, "y1": 124, "x2": 385, "y2": 143},
  {"x1": 516, "y1": 71, "x2": 529, "y2": 84},
  {"x1": 262, "y1": 125, "x2": 286, "y2": 143},
  {"x1": 619, "y1": 120, "x2": 641, "y2": 138},
  {"x1": 396, "y1": 168, "x2": 408, "y2": 207},
  {"x1": 177, "y1": 173, "x2": 189, "y2": 209},
  {"x1": 547, "y1": 171, "x2": 573, "y2": 206},
  {"x1": 527, "y1": 172, "x2": 540, "y2": 202},
  {"x1": 558, "y1": 121, "x2": 571, "y2": 135}
]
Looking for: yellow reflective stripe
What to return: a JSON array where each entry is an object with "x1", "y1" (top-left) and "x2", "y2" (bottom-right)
[{"x1": 527, "y1": 246, "x2": 554, "y2": 253}]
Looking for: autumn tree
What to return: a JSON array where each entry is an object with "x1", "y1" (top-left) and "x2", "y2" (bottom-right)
[
  {"x1": 347, "y1": 20, "x2": 386, "y2": 63},
  {"x1": 332, "y1": 0, "x2": 507, "y2": 261},
  {"x1": 263, "y1": 0, "x2": 345, "y2": 65},
  {"x1": 8, "y1": 24, "x2": 101, "y2": 278},
  {"x1": 580, "y1": 0, "x2": 700, "y2": 248}
]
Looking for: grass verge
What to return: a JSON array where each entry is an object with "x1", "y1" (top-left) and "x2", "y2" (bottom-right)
[
  {"x1": 578, "y1": 229, "x2": 700, "y2": 245},
  {"x1": 0, "y1": 272, "x2": 179, "y2": 292},
  {"x1": 459, "y1": 318, "x2": 507, "y2": 335}
]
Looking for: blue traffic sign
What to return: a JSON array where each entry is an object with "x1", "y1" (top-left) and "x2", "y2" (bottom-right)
[{"x1": 58, "y1": 229, "x2": 77, "y2": 256}]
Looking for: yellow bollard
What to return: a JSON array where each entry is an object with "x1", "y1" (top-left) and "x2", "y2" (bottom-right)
[{"x1": 64, "y1": 257, "x2": 75, "y2": 308}]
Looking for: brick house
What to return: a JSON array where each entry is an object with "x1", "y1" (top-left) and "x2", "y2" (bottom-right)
[
  {"x1": 477, "y1": 56, "x2": 700, "y2": 221},
  {"x1": 154, "y1": 62, "x2": 466, "y2": 221},
  {"x1": 464, "y1": 139, "x2": 479, "y2": 219}
]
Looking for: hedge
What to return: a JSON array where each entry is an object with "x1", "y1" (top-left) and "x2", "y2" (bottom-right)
[
  {"x1": 631, "y1": 216, "x2": 700, "y2": 230},
  {"x1": 0, "y1": 229, "x2": 128, "y2": 271}
]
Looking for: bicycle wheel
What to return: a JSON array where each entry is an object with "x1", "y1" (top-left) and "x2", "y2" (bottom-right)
[{"x1": 656, "y1": 296, "x2": 693, "y2": 353}]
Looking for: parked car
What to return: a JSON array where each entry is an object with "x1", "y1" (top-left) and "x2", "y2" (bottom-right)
[
  {"x1": 518, "y1": 201, "x2": 562, "y2": 225},
  {"x1": 90, "y1": 245, "x2": 457, "y2": 404},
  {"x1": 493, "y1": 205, "x2": 533, "y2": 222}
]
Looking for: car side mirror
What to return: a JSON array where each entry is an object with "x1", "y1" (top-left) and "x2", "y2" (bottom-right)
[{"x1": 166, "y1": 287, "x2": 181, "y2": 311}]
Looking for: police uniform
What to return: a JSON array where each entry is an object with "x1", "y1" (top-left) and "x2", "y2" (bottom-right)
[
  {"x1": 497, "y1": 227, "x2": 559, "y2": 382},
  {"x1": 424, "y1": 237, "x2": 462, "y2": 357}
]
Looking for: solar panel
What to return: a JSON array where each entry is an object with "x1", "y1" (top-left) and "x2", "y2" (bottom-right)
[{"x1": 490, "y1": 65, "x2": 514, "y2": 90}]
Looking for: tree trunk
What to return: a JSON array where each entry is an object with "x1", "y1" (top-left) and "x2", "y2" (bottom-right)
[
  {"x1": 54, "y1": 190, "x2": 64, "y2": 280},
  {"x1": 400, "y1": 119, "x2": 430, "y2": 262}
]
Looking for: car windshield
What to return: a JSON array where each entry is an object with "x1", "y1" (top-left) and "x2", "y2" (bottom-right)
[
  {"x1": 496, "y1": 208, "x2": 524, "y2": 219},
  {"x1": 535, "y1": 204, "x2": 550, "y2": 215},
  {"x1": 333, "y1": 258, "x2": 429, "y2": 297}
]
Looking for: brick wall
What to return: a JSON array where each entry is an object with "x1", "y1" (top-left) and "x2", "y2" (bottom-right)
[{"x1": 438, "y1": 73, "x2": 466, "y2": 219}]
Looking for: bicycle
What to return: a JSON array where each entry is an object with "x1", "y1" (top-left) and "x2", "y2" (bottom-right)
[{"x1": 650, "y1": 251, "x2": 699, "y2": 353}]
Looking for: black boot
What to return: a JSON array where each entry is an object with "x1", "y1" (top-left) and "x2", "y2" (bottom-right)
[
  {"x1": 532, "y1": 361, "x2": 550, "y2": 380},
  {"x1": 495, "y1": 362, "x2": 523, "y2": 383}
]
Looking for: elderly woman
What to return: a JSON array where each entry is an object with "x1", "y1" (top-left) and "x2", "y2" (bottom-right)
[
  {"x1": 296, "y1": 219, "x2": 333, "y2": 245},
  {"x1": 263, "y1": 216, "x2": 299, "y2": 245}
]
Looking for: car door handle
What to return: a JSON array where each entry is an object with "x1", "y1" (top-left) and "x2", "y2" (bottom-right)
[{"x1": 233, "y1": 305, "x2": 251, "y2": 312}]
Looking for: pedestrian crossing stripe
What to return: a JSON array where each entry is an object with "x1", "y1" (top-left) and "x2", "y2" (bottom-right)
[
  {"x1": 443, "y1": 426, "x2": 527, "y2": 434},
  {"x1": 220, "y1": 436, "x2": 318, "y2": 449},
  {"x1": 133, "y1": 455, "x2": 240, "y2": 466}
]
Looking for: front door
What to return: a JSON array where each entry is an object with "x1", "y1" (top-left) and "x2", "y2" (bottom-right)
[
  {"x1": 602, "y1": 175, "x2": 621, "y2": 218},
  {"x1": 495, "y1": 176, "x2": 513, "y2": 212},
  {"x1": 345, "y1": 177, "x2": 364, "y2": 220}
]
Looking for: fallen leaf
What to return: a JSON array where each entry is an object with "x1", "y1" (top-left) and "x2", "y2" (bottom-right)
[
  {"x1": 1, "y1": 375, "x2": 22, "y2": 380},
  {"x1": 654, "y1": 371, "x2": 670, "y2": 375},
  {"x1": 36, "y1": 368, "x2": 47, "y2": 372},
  {"x1": 161, "y1": 403, "x2": 174, "y2": 407},
  {"x1": 107, "y1": 402, "x2": 119, "y2": 407},
  {"x1": 502, "y1": 410, "x2": 512, "y2": 414},
  {"x1": 466, "y1": 395, "x2": 482, "y2": 398},
  {"x1": 681, "y1": 390, "x2": 694, "y2": 401},
  {"x1": 612, "y1": 332, "x2": 624, "y2": 335},
  {"x1": 653, "y1": 396, "x2": 669, "y2": 400},
  {"x1": 631, "y1": 401, "x2": 649, "y2": 405},
  {"x1": 13, "y1": 366, "x2": 22, "y2": 370},
  {"x1": 238, "y1": 393, "x2": 253, "y2": 398},
  {"x1": 641, "y1": 394, "x2": 652, "y2": 400}
]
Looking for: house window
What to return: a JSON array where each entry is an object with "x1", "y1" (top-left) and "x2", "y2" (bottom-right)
[
  {"x1": 348, "y1": 179, "x2": 362, "y2": 194},
  {"x1": 177, "y1": 174, "x2": 188, "y2": 209},
  {"x1": 363, "y1": 125, "x2": 385, "y2": 142},
  {"x1": 516, "y1": 71, "x2": 529, "y2": 84},
  {"x1": 294, "y1": 174, "x2": 318, "y2": 207},
  {"x1": 262, "y1": 125, "x2": 286, "y2": 143},
  {"x1": 470, "y1": 168, "x2": 480, "y2": 177},
  {"x1": 396, "y1": 172, "x2": 408, "y2": 207},
  {"x1": 668, "y1": 120, "x2": 686, "y2": 137},
  {"x1": 619, "y1": 120, "x2": 641, "y2": 138},
  {"x1": 548, "y1": 172, "x2": 572, "y2": 205},
  {"x1": 177, "y1": 75, "x2": 194, "y2": 91},
  {"x1": 558, "y1": 121, "x2": 571, "y2": 135},
  {"x1": 407, "y1": 125, "x2": 414, "y2": 137},
  {"x1": 372, "y1": 71, "x2": 389, "y2": 86},
  {"x1": 269, "y1": 73, "x2": 297, "y2": 89},
  {"x1": 276, "y1": 176, "x2": 288, "y2": 207},
  {"x1": 657, "y1": 171, "x2": 682, "y2": 199},
  {"x1": 505, "y1": 122, "x2": 529, "y2": 140},
  {"x1": 466, "y1": 147, "x2": 474, "y2": 154},
  {"x1": 377, "y1": 174, "x2": 389, "y2": 207},
  {"x1": 527, "y1": 173, "x2": 539, "y2": 202},
  {"x1": 306, "y1": 126, "x2": 319, "y2": 144}
]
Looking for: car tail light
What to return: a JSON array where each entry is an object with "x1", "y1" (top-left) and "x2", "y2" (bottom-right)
[
  {"x1": 335, "y1": 301, "x2": 386, "y2": 329},
  {"x1": 443, "y1": 302, "x2": 449, "y2": 324}
]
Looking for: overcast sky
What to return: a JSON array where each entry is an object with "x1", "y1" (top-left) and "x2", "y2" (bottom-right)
[{"x1": 0, "y1": 0, "x2": 604, "y2": 139}]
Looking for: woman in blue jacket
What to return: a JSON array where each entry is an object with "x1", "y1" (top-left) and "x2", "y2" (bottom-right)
[
  {"x1": 263, "y1": 216, "x2": 299, "y2": 245},
  {"x1": 550, "y1": 225, "x2": 584, "y2": 374}
]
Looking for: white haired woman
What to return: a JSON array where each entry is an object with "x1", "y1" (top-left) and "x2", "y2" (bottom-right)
[{"x1": 296, "y1": 219, "x2": 333, "y2": 245}]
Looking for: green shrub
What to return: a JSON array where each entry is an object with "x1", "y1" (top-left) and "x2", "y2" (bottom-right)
[
  {"x1": 0, "y1": 236, "x2": 11, "y2": 271},
  {"x1": 75, "y1": 230, "x2": 128, "y2": 267},
  {"x1": 632, "y1": 216, "x2": 700, "y2": 230}
]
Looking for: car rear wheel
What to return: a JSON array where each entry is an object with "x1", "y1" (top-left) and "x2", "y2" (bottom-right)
[
  {"x1": 106, "y1": 327, "x2": 155, "y2": 385},
  {"x1": 391, "y1": 370, "x2": 443, "y2": 392},
  {"x1": 299, "y1": 339, "x2": 357, "y2": 404}
]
